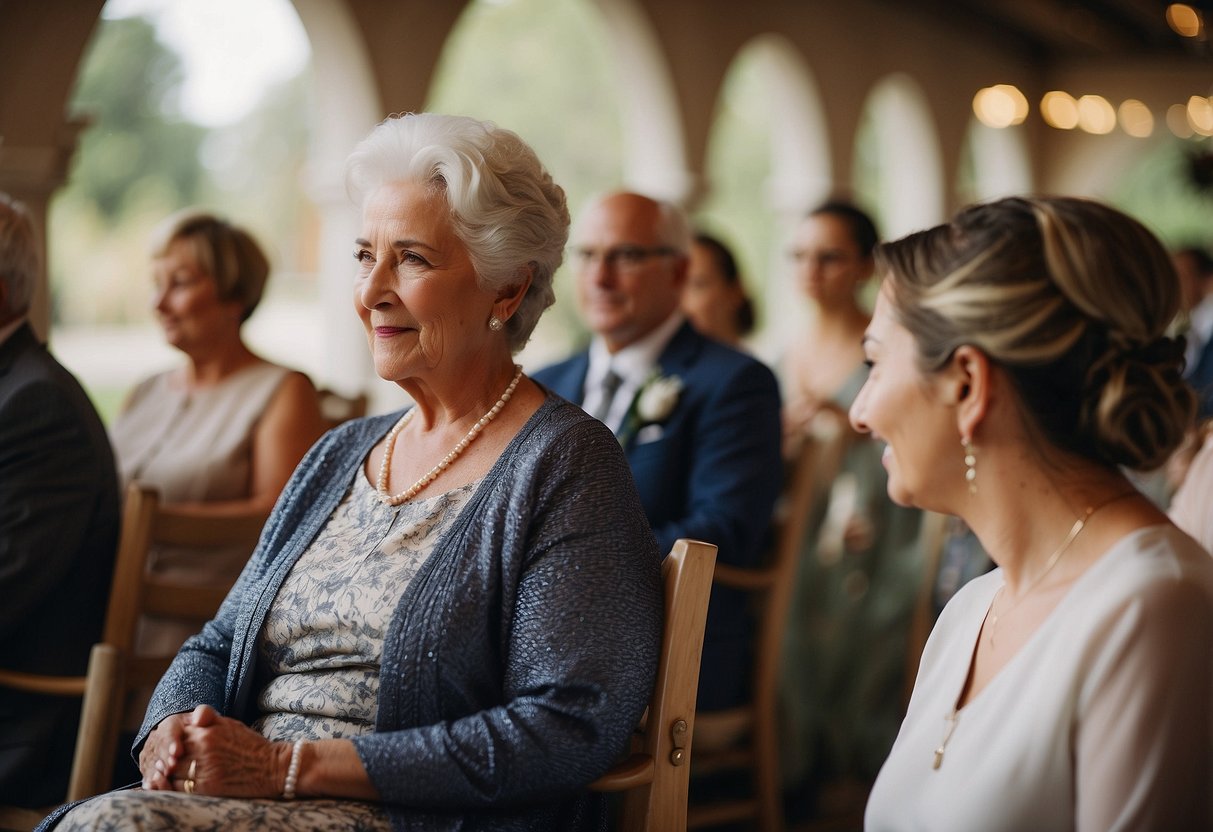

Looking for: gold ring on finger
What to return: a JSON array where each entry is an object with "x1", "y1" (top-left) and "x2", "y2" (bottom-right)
[{"x1": 184, "y1": 778, "x2": 195, "y2": 795}]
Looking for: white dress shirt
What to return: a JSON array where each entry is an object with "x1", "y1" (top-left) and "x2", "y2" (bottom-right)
[{"x1": 582, "y1": 312, "x2": 685, "y2": 434}]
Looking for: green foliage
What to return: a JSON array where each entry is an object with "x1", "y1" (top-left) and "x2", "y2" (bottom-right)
[
  {"x1": 66, "y1": 16, "x2": 207, "y2": 221},
  {"x1": 1107, "y1": 137, "x2": 1213, "y2": 250}
]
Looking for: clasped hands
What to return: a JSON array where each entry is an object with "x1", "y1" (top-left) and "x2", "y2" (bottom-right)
[{"x1": 139, "y1": 704, "x2": 292, "y2": 798}]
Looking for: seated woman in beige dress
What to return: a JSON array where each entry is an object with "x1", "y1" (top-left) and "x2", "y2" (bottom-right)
[
  {"x1": 110, "y1": 211, "x2": 327, "y2": 655},
  {"x1": 43, "y1": 113, "x2": 663, "y2": 832}
]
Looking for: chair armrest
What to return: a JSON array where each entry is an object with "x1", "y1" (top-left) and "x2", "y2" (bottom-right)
[
  {"x1": 711, "y1": 563, "x2": 776, "y2": 591},
  {"x1": 590, "y1": 753, "x2": 656, "y2": 791},
  {"x1": 0, "y1": 668, "x2": 88, "y2": 697}
]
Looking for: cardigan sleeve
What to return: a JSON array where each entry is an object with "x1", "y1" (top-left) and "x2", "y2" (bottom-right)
[{"x1": 352, "y1": 414, "x2": 664, "y2": 809}]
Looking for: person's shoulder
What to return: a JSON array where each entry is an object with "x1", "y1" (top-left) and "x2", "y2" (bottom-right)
[
  {"x1": 1083, "y1": 524, "x2": 1213, "y2": 626},
  {"x1": 520, "y1": 394, "x2": 614, "y2": 450}
]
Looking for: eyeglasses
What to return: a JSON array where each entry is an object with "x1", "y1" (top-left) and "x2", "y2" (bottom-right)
[{"x1": 569, "y1": 245, "x2": 679, "y2": 273}]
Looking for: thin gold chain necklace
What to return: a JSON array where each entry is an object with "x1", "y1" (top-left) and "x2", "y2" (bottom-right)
[
  {"x1": 986, "y1": 506, "x2": 1093, "y2": 649},
  {"x1": 931, "y1": 490, "x2": 1139, "y2": 770},
  {"x1": 376, "y1": 365, "x2": 523, "y2": 506}
]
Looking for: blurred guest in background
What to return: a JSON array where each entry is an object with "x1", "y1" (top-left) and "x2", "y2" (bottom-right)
[
  {"x1": 0, "y1": 193, "x2": 119, "y2": 809},
  {"x1": 535, "y1": 191, "x2": 782, "y2": 712},
  {"x1": 680, "y1": 231, "x2": 756, "y2": 348},
  {"x1": 1169, "y1": 421, "x2": 1213, "y2": 552},
  {"x1": 1175, "y1": 245, "x2": 1213, "y2": 418},
  {"x1": 777, "y1": 200, "x2": 924, "y2": 814},
  {"x1": 782, "y1": 200, "x2": 878, "y2": 444},
  {"x1": 860, "y1": 196, "x2": 1210, "y2": 831},
  {"x1": 109, "y1": 211, "x2": 326, "y2": 655},
  {"x1": 51, "y1": 113, "x2": 661, "y2": 832}
]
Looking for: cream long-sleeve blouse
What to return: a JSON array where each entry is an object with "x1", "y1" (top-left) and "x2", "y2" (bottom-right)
[{"x1": 865, "y1": 524, "x2": 1213, "y2": 832}]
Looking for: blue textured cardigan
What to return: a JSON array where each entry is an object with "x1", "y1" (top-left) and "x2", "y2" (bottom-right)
[{"x1": 64, "y1": 396, "x2": 661, "y2": 831}]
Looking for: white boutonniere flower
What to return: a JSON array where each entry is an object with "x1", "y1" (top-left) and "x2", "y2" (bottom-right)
[{"x1": 635, "y1": 373, "x2": 683, "y2": 424}]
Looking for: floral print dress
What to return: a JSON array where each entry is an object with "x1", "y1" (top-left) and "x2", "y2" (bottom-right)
[{"x1": 59, "y1": 470, "x2": 481, "y2": 831}]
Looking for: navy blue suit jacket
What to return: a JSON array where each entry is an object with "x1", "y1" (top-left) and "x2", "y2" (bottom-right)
[
  {"x1": 1188, "y1": 334, "x2": 1213, "y2": 420},
  {"x1": 534, "y1": 322, "x2": 783, "y2": 709}
]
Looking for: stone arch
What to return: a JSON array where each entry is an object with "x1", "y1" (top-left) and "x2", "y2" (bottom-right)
[
  {"x1": 962, "y1": 119, "x2": 1033, "y2": 203},
  {"x1": 290, "y1": 0, "x2": 384, "y2": 398},
  {"x1": 857, "y1": 73, "x2": 946, "y2": 238},
  {"x1": 696, "y1": 33, "x2": 832, "y2": 356},
  {"x1": 587, "y1": 0, "x2": 690, "y2": 202}
]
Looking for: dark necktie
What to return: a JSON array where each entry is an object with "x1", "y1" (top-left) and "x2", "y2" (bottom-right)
[{"x1": 589, "y1": 369, "x2": 623, "y2": 424}]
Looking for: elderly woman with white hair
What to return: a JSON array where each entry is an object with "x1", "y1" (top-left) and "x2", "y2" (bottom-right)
[{"x1": 47, "y1": 113, "x2": 663, "y2": 832}]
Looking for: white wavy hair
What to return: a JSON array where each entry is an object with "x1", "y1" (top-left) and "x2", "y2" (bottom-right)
[{"x1": 345, "y1": 113, "x2": 570, "y2": 352}]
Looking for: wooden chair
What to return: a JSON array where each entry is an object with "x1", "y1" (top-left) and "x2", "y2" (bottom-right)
[
  {"x1": 0, "y1": 481, "x2": 270, "y2": 829},
  {"x1": 0, "y1": 644, "x2": 123, "y2": 830},
  {"x1": 687, "y1": 412, "x2": 855, "y2": 832},
  {"x1": 591, "y1": 538, "x2": 718, "y2": 832},
  {"x1": 91, "y1": 482, "x2": 270, "y2": 785},
  {"x1": 0, "y1": 480, "x2": 266, "y2": 827},
  {"x1": 317, "y1": 387, "x2": 369, "y2": 429}
]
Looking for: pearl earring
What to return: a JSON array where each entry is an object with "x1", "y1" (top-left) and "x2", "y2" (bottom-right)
[
  {"x1": 488, "y1": 316, "x2": 504, "y2": 332},
  {"x1": 962, "y1": 438, "x2": 977, "y2": 495}
]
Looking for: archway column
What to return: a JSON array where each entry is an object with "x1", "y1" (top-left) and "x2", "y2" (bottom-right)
[{"x1": 0, "y1": 119, "x2": 89, "y2": 340}]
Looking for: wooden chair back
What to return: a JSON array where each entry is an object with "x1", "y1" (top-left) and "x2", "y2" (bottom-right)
[
  {"x1": 0, "y1": 480, "x2": 264, "y2": 825},
  {"x1": 101, "y1": 484, "x2": 268, "y2": 692},
  {"x1": 591, "y1": 538, "x2": 718, "y2": 832},
  {"x1": 687, "y1": 412, "x2": 855, "y2": 831},
  {"x1": 87, "y1": 485, "x2": 268, "y2": 805}
]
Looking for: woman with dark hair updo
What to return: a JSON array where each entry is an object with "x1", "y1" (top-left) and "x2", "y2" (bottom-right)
[
  {"x1": 857, "y1": 196, "x2": 1213, "y2": 830},
  {"x1": 778, "y1": 200, "x2": 924, "y2": 808},
  {"x1": 680, "y1": 231, "x2": 755, "y2": 347}
]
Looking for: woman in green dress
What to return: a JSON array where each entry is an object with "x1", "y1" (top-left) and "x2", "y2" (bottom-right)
[{"x1": 779, "y1": 201, "x2": 925, "y2": 818}]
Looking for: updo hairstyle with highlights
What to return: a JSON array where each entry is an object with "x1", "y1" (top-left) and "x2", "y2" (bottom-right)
[
  {"x1": 345, "y1": 113, "x2": 570, "y2": 353},
  {"x1": 877, "y1": 195, "x2": 1196, "y2": 471}
]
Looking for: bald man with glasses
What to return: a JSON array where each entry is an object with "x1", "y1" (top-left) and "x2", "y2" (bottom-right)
[{"x1": 534, "y1": 191, "x2": 782, "y2": 712}]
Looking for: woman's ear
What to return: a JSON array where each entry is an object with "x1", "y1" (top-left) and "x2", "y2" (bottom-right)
[
  {"x1": 493, "y1": 264, "x2": 535, "y2": 322},
  {"x1": 942, "y1": 344, "x2": 991, "y2": 439}
]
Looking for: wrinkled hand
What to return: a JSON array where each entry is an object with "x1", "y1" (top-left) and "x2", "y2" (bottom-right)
[
  {"x1": 142, "y1": 705, "x2": 288, "y2": 798},
  {"x1": 139, "y1": 711, "x2": 190, "y2": 790}
]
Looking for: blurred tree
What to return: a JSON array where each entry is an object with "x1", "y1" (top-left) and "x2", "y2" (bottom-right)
[
  {"x1": 66, "y1": 16, "x2": 207, "y2": 222},
  {"x1": 1108, "y1": 137, "x2": 1213, "y2": 250}
]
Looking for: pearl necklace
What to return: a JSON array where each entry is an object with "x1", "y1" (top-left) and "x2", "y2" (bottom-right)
[{"x1": 376, "y1": 365, "x2": 523, "y2": 506}]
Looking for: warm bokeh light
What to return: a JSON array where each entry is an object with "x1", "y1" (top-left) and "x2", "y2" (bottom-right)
[
  {"x1": 1041, "y1": 91, "x2": 1079, "y2": 129},
  {"x1": 973, "y1": 84, "x2": 1028, "y2": 128},
  {"x1": 1117, "y1": 99, "x2": 1154, "y2": 138},
  {"x1": 1167, "y1": 103, "x2": 1196, "y2": 137},
  {"x1": 1187, "y1": 94, "x2": 1213, "y2": 135},
  {"x1": 1076, "y1": 95, "x2": 1116, "y2": 134},
  {"x1": 1166, "y1": 3, "x2": 1203, "y2": 37}
]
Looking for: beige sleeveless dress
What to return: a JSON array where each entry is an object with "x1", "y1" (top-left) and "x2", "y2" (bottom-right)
[{"x1": 110, "y1": 360, "x2": 293, "y2": 656}]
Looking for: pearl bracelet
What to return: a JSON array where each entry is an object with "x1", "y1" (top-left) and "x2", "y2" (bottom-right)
[{"x1": 283, "y1": 739, "x2": 304, "y2": 800}]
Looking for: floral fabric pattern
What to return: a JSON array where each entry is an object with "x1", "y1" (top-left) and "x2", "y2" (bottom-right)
[
  {"x1": 253, "y1": 469, "x2": 480, "y2": 742},
  {"x1": 56, "y1": 470, "x2": 481, "y2": 831},
  {"x1": 58, "y1": 790, "x2": 390, "y2": 831}
]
